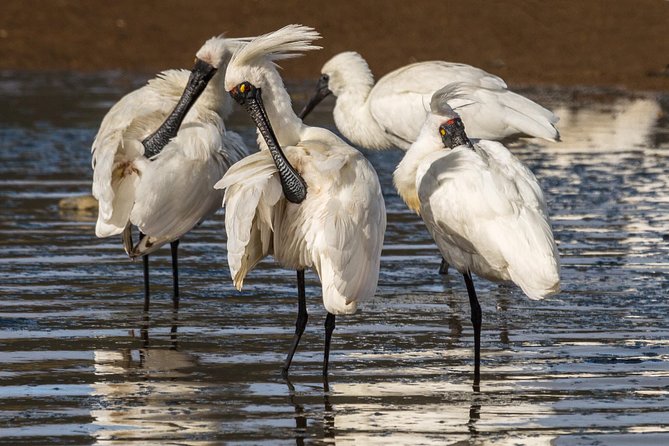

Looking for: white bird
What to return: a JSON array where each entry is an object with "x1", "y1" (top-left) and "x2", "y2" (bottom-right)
[
  {"x1": 92, "y1": 36, "x2": 250, "y2": 310},
  {"x1": 300, "y1": 52, "x2": 559, "y2": 276},
  {"x1": 300, "y1": 51, "x2": 560, "y2": 149},
  {"x1": 393, "y1": 87, "x2": 560, "y2": 384},
  {"x1": 214, "y1": 25, "x2": 386, "y2": 377}
]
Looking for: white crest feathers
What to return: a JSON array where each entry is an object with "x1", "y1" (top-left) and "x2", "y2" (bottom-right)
[
  {"x1": 230, "y1": 24, "x2": 322, "y2": 67},
  {"x1": 429, "y1": 82, "x2": 480, "y2": 116}
]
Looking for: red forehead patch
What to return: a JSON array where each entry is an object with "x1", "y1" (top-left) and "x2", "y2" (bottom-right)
[{"x1": 445, "y1": 119, "x2": 456, "y2": 126}]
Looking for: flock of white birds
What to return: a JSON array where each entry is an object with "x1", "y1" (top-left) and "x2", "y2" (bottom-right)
[{"x1": 91, "y1": 24, "x2": 561, "y2": 383}]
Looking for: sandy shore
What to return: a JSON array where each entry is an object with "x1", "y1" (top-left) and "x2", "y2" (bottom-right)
[{"x1": 1, "y1": 0, "x2": 668, "y2": 91}]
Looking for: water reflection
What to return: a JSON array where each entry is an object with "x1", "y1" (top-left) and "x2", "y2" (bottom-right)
[
  {"x1": 90, "y1": 321, "x2": 210, "y2": 445},
  {"x1": 551, "y1": 96, "x2": 662, "y2": 151},
  {"x1": 1, "y1": 74, "x2": 669, "y2": 444},
  {"x1": 284, "y1": 378, "x2": 336, "y2": 444}
]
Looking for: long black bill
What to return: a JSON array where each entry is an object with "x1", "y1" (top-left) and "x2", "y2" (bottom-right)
[
  {"x1": 298, "y1": 74, "x2": 332, "y2": 120},
  {"x1": 142, "y1": 59, "x2": 217, "y2": 158},
  {"x1": 439, "y1": 117, "x2": 474, "y2": 149},
  {"x1": 230, "y1": 82, "x2": 307, "y2": 204}
]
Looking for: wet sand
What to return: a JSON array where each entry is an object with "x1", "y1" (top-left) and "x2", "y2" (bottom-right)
[{"x1": 1, "y1": 0, "x2": 668, "y2": 90}]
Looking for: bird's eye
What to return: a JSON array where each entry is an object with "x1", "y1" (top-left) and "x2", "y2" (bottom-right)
[
  {"x1": 239, "y1": 83, "x2": 247, "y2": 94},
  {"x1": 321, "y1": 73, "x2": 329, "y2": 82},
  {"x1": 439, "y1": 127, "x2": 447, "y2": 136}
]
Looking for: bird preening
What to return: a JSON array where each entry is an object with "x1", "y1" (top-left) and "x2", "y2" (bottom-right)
[
  {"x1": 394, "y1": 86, "x2": 560, "y2": 385},
  {"x1": 91, "y1": 23, "x2": 561, "y2": 386},
  {"x1": 91, "y1": 35, "x2": 250, "y2": 312}
]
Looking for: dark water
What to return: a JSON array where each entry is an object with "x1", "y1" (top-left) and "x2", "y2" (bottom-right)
[{"x1": 1, "y1": 72, "x2": 668, "y2": 445}]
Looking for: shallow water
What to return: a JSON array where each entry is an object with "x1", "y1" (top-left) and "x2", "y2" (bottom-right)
[{"x1": 1, "y1": 72, "x2": 668, "y2": 445}]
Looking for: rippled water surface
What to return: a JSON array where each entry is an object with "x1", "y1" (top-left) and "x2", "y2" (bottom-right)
[{"x1": 1, "y1": 72, "x2": 668, "y2": 445}]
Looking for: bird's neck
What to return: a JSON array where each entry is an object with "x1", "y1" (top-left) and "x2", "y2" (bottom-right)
[
  {"x1": 332, "y1": 80, "x2": 395, "y2": 150},
  {"x1": 393, "y1": 119, "x2": 444, "y2": 213},
  {"x1": 256, "y1": 67, "x2": 303, "y2": 149},
  {"x1": 142, "y1": 70, "x2": 228, "y2": 158}
]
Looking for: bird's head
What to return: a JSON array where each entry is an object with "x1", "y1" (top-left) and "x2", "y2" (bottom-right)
[
  {"x1": 225, "y1": 25, "x2": 320, "y2": 204},
  {"x1": 228, "y1": 80, "x2": 260, "y2": 107},
  {"x1": 430, "y1": 86, "x2": 473, "y2": 149},
  {"x1": 188, "y1": 36, "x2": 253, "y2": 98},
  {"x1": 299, "y1": 51, "x2": 371, "y2": 120},
  {"x1": 321, "y1": 51, "x2": 371, "y2": 96},
  {"x1": 195, "y1": 35, "x2": 250, "y2": 71},
  {"x1": 438, "y1": 117, "x2": 472, "y2": 149}
]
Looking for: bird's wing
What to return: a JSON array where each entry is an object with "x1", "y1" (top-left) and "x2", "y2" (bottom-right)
[
  {"x1": 369, "y1": 62, "x2": 507, "y2": 146},
  {"x1": 215, "y1": 150, "x2": 282, "y2": 289},
  {"x1": 439, "y1": 83, "x2": 560, "y2": 141},
  {"x1": 91, "y1": 85, "x2": 177, "y2": 237},
  {"x1": 418, "y1": 143, "x2": 559, "y2": 298},
  {"x1": 297, "y1": 141, "x2": 386, "y2": 314},
  {"x1": 475, "y1": 141, "x2": 560, "y2": 297},
  {"x1": 129, "y1": 123, "x2": 245, "y2": 256}
]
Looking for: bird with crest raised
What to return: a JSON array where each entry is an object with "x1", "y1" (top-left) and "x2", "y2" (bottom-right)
[{"x1": 212, "y1": 25, "x2": 386, "y2": 378}]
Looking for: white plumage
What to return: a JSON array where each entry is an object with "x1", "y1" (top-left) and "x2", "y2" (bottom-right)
[
  {"x1": 400, "y1": 138, "x2": 560, "y2": 297},
  {"x1": 219, "y1": 140, "x2": 385, "y2": 314},
  {"x1": 393, "y1": 88, "x2": 560, "y2": 381},
  {"x1": 306, "y1": 51, "x2": 559, "y2": 150},
  {"x1": 91, "y1": 36, "x2": 250, "y2": 303},
  {"x1": 217, "y1": 25, "x2": 386, "y2": 375}
]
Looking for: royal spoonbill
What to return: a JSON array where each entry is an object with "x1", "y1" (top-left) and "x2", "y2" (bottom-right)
[
  {"x1": 215, "y1": 25, "x2": 386, "y2": 377},
  {"x1": 300, "y1": 51, "x2": 560, "y2": 149},
  {"x1": 300, "y1": 53, "x2": 557, "y2": 275},
  {"x1": 92, "y1": 36, "x2": 250, "y2": 311},
  {"x1": 393, "y1": 87, "x2": 560, "y2": 384}
]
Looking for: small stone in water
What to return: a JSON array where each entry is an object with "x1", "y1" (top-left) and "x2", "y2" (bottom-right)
[{"x1": 59, "y1": 195, "x2": 98, "y2": 211}]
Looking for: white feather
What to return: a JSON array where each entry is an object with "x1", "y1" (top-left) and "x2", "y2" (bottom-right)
[
  {"x1": 230, "y1": 24, "x2": 321, "y2": 68},
  {"x1": 221, "y1": 26, "x2": 386, "y2": 316},
  {"x1": 317, "y1": 52, "x2": 559, "y2": 151},
  {"x1": 394, "y1": 115, "x2": 560, "y2": 300},
  {"x1": 92, "y1": 37, "x2": 251, "y2": 257}
]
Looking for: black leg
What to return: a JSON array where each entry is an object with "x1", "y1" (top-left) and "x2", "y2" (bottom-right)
[
  {"x1": 142, "y1": 254, "x2": 150, "y2": 312},
  {"x1": 463, "y1": 271, "x2": 482, "y2": 386},
  {"x1": 284, "y1": 377, "x2": 307, "y2": 444},
  {"x1": 141, "y1": 312, "x2": 150, "y2": 348},
  {"x1": 323, "y1": 313, "x2": 336, "y2": 377},
  {"x1": 282, "y1": 270, "x2": 308, "y2": 378},
  {"x1": 170, "y1": 309, "x2": 179, "y2": 350},
  {"x1": 170, "y1": 239, "x2": 180, "y2": 311},
  {"x1": 138, "y1": 231, "x2": 150, "y2": 312},
  {"x1": 439, "y1": 257, "x2": 449, "y2": 275}
]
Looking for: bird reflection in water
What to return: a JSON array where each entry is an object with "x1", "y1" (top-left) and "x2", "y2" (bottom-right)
[
  {"x1": 284, "y1": 377, "x2": 336, "y2": 444},
  {"x1": 91, "y1": 312, "x2": 205, "y2": 444}
]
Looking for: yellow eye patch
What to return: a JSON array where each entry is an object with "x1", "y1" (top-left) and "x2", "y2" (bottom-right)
[
  {"x1": 239, "y1": 83, "x2": 247, "y2": 93},
  {"x1": 439, "y1": 128, "x2": 446, "y2": 136}
]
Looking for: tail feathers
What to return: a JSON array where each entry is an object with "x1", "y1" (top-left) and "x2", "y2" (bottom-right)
[
  {"x1": 131, "y1": 232, "x2": 173, "y2": 258},
  {"x1": 230, "y1": 216, "x2": 273, "y2": 291},
  {"x1": 499, "y1": 213, "x2": 561, "y2": 300},
  {"x1": 499, "y1": 91, "x2": 560, "y2": 142},
  {"x1": 318, "y1": 256, "x2": 362, "y2": 315},
  {"x1": 509, "y1": 257, "x2": 561, "y2": 300},
  {"x1": 517, "y1": 278, "x2": 561, "y2": 301},
  {"x1": 95, "y1": 219, "x2": 125, "y2": 238},
  {"x1": 94, "y1": 169, "x2": 138, "y2": 238},
  {"x1": 439, "y1": 82, "x2": 560, "y2": 142}
]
